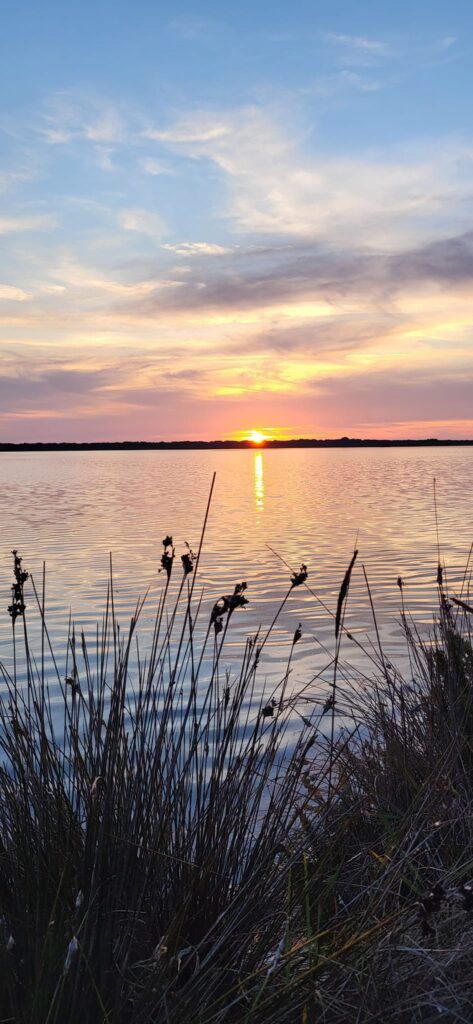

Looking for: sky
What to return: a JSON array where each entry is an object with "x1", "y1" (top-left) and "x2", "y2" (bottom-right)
[{"x1": 1, "y1": 0, "x2": 473, "y2": 442}]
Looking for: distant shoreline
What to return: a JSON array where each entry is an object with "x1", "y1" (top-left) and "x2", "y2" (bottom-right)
[{"x1": 1, "y1": 438, "x2": 473, "y2": 452}]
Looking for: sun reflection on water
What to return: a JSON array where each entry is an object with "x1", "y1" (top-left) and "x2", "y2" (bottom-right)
[{"x1": 254, "y1": 451, "x2": 264, "y2": 511}]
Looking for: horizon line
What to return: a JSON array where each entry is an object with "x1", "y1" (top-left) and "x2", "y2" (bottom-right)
[{"x1": 2, "y1": 437, "x2": 473, "y2": 452}]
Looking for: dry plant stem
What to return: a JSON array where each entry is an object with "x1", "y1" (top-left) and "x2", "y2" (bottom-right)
[
  {"x1": 327, "y1": 548, "x2": 358, "y2": 801},
  {"x1": 266, "y1": 541, "x2": 383, "y2": 678}
]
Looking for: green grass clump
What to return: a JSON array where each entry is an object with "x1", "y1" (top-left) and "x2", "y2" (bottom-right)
[{"x1": 1, "y1": 531, "x2": 473, "y2": 1023}]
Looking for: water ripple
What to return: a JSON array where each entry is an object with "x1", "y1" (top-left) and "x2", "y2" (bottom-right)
[{"x1": 0, "y1": 448, "x2": 472, "y2": 716}]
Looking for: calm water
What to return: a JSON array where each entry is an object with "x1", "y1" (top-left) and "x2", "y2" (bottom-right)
[{"x1": 0, "y1": 448, "x2": 472, "y2": 709}]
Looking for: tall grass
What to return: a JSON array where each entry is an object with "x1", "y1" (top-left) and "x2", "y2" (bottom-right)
[{"x1": 1, "y1": 529, "x2": 473, "y2": 1023}]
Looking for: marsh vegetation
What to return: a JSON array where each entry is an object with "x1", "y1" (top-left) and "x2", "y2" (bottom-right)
[{"x1": 1, "y1": 519, "x2": 473, "y2": 1023}]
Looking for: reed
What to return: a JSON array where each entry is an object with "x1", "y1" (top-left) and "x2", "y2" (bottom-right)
[{"x1": 0, "y1": 535, "x2": 473, "y2": 1023}]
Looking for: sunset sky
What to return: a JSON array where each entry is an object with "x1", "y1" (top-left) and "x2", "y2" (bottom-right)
[{"x1": 1, "y1": 0, "x2": 472, "y2": 441}]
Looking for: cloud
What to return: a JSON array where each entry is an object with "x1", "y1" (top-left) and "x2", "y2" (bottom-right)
[
  {"x1": 308, "y1": 366, "x2": 473, "y2": 430},
  {"x1": 41, "y1": 91, "x2": 125, "y2": 145},
  {"x1": 437, "y1": 36, "x2": 456, "y2": 51},
  {"x1": 145, "y1": 119, "x2": 232, "y2": 146},
  {"x1": 0, "y1": 167, "x2": 34, "y2": 195},
  {"x1": 338, "y1": 70, "x2": 383, "y2": 92},
  {"x1": 249, "y1": 316, "x2": 393, "y2": 360},
  {"x1": 0, "y1": 365, "x2": 112, "y2": 413},
  {"x1": 46, "y1": 257, "x2": 177, "y2": 298},
  {"x1": 325, "y1": 32, "x2": 396, "y2": 69},
  {"x1": 117, "y1": 226, "x2": 473, "y2": 323},
  {"x1": 0, "y1": 284, "x2": 31, "y2": 301},
  {"x1": 162, "y1": 242, "x2": 232, "y2": 256},
  {"x1": 148, "y1": 106, "x2": 473, "y2": 247},
  {"x1": 139, "y1": 157, "x2": 174, "y2": 176},
  {"x1": 1, "y1": 93, "x2": 472, "y2": 441},
  {"x1": 0, "y1": 214, "x2": 55, "y2": 234},
  {"x1": 327, "y1": 33, "x2": 393, "y2": 57},
  {"x1": 0, "y1": 350, "x2": 218, "y2": 441},
  {"x1": 95, "y1": 146, "x2": 115, "y2": 171},
  {"x1": 117, "y1": 208, "x2": 166, "y2": 238},
  {"x1": 387, "y1": 230, "x2": 473, "y2": 286},
  {"x1": 41, "y1": 284, "x2": 67, "y2": 295}
]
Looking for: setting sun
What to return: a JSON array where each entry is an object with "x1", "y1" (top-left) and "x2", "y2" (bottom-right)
[
  {"x1": 232, "y1": 427, "x2": 289, "y2": 444},
  {"x1": 246, "y1": 430, "x2": 270, "y2": 445}
]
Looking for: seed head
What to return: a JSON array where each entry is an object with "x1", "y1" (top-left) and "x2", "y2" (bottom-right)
[
  {"x1": 293, "y1": 623, "x2": 302, "y2": 644},
  {"x1": 262, "y1": 699, "x2": 277, "y2": 718},
  {"x1": 291, "y1": 565, "x2": 308, "y2": 589},
  {"x1": 211, "y1": 582, "x2": 249, "y2": 624},
  {"x1": 181, "y1": 542, "x2": 195, "y2": 576},
  {"x1": 8, "y1": 551, "x2": 28, "y2": 622},
  {"x1": 65, "y1": 673, "x2": 80, "y2": 695},
  {"x1": 160, "y1": 536, "x2": 175, "y2": 580}
]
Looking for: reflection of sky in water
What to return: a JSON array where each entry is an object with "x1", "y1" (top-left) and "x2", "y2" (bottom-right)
[
  {"x1": 254, "y1": 451, "x2": 264, "y2": 512},
  {"x1": 0, "y1": 448, "x2": 472, "y2": 724}
]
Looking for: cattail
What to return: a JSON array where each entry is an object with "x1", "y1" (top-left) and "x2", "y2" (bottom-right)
[
  {"x1": 226, "y1": 582, "x2": 248, "y2": 613},
  {"x1": 8, "y1": 551, "x2": 28, "y2": 622},
  {"x1": 293, "y1": 623, "x2": 302, "y2": 644},
  {"x1": 181, "y1": 542, "x2": 195, "y2": 576},
  {"x1": 335, "y1": 550, "x2": 358, "y2": 639},
  {"x1": 65, "y1": 672, "x2": 80, "y2": 695},
  {"x1": 160, "y1": 536, "x2": 174, "y2": 580},
  {"x1": 291, "y1": 564, "x2": 308, "y2": 589},
  {"x1": 211, "y1": 583, "x2": 249, "y2": 623}
]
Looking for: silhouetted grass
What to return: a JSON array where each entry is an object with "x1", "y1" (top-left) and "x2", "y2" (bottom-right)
[{"x1": 1, "y1": 533, "x2": 473, "y2": 1023}]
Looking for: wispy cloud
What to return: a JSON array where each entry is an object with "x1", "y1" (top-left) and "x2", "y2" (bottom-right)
[
  {"x1": 46, "y1": 257, "x2": 178, "y2": 298},
  {"x1": 0, "y1": 214, "x2": 55, "y2": 234},
  {"x1": 117, "y1": 208, "x2": 166, "y2": 238},
  {"x1": 40, "y1": 91, "x2": 126, "y2": 146},
  {"x1": 325, "y1": 31, "x2": 396, "y2": 69},
  {"x1": 0, "y1": 284, "x2": 31, "y2": 301},
  {"x1": 338, "y1": 70, "x2": 384, "y2": 92},
  {"x1": 94, "y1": 146, "x2": 115, "y2": 171},
  {"x1": 139, "y1": 157, "x2": 174, "y2": 176},
  {"x1": 148, "y1": 106, "x2": 473, "y2": 246},
  {"x1": 0, "y1": 167, "x2": 35, "y2": 195},
  {"x1": 162, "y1": 242, "x2": 232, "y2": 256},
  {"x1": 437, "y1": 36, "x2": 456, "y2": 51},
  {"x1": 327, "y1": 33, "x2": 394, "y2": 57}
]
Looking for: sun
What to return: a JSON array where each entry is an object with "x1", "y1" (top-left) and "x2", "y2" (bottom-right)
[
  {"x1": 232, "y1": 427, "x2": 282, "y2": 444},
  {"x1": 246, "y1": 430, "x2": 269, "y2": 445}
]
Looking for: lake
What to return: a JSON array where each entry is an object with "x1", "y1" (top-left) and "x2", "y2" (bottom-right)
[{"x1": 1, "y1": 447, "x2": 472, "y2": 713}]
